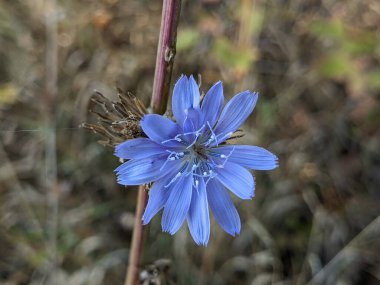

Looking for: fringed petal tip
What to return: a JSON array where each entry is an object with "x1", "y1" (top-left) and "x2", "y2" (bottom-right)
[
  {"x1": 187, "y1": 179, "x2": 210, "y2": 246},
  {"x1": 207, "y1": 179, "x2": 241, "y2": 236}
]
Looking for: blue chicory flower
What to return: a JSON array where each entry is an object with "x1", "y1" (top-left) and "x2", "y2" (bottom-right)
[{"x1": 114, "y1": 75, "x2": 278, "y2": 245}]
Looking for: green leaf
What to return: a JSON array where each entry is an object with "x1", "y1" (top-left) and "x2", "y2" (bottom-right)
[
  {"x1": 177, "y1": 29, "x2": 200, "y2": 51},
  {"x1": 317, "y1": 52, "x2": 352, "y2": 79},
  {"x1": 368, "y1": 69, "x2": 380, "y2": 90},
  {"x1": 310, "y1": 19, "x2": 345, "y2": 40},
  {"x1": 213, "y1": 37, "x2": 256, "y2": 72},
  {"x1": 344, "y1": 30, "x2": 378, "y2": 55}
]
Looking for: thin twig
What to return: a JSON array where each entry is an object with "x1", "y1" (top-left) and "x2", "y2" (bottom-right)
[
  {"x1": 45, "y1": 0, "x2": 59, "y2": 279},
  {"x1": 124, "y1": 1, "x2": 182, "y2": 285}
]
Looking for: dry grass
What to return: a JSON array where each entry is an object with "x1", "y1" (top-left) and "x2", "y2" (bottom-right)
[{"x1": 0, "y1": 0, "x2": 379, "y2": 284}]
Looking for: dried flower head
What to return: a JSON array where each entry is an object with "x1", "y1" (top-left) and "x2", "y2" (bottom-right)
[{"x1": 81, "y1": 89, "x2": 147, "y2": 147}]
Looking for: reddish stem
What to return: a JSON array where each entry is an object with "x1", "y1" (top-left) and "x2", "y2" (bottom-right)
[
  {"x1": 124, "y1": 1, "x2": 182, "y2": 285},
  {"x1": 124, "y1": 185, "x2": 148, "y2": 285},
  {"x1": 151, "y1": 0, "x2": 182, "y2": 115}
]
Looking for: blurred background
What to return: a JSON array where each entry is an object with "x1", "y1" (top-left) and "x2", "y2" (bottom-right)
[{"x1": 0, "y1": 0, "x2": 379, "y2": 284}]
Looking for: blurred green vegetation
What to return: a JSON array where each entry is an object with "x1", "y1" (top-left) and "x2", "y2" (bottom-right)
[
  {"x1": 0, "y1": 0, "x2": 379, "y2": 285},
  {"x1": 311, "y1": 18, "x2": 380, "y2": 94}
]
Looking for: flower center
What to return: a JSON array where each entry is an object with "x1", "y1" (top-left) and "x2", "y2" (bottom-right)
[
  {"x1": 192, "y1": 144, "x2": 208, "y2": 160},
  {"x1": 159, "y1": 120, "x2": 237, "y2": 188}
]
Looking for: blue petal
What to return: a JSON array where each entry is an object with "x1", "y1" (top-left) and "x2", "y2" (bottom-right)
[
  {"x1": 201, "y1": 81, "x2": 224, "y2": 127},
  {"x1": 213, "y1": 145, "x2": 278, "y2": 170},
  {"x1": 214, "y1": 91, "x2": 258, "y2": 143},
  {"x1": 115, "y1": 138, "x2": 166, "y2": 160},
  {"x1": 215, "y1": 161, "x2": 255, "y2": 199},
  {"x1": 187, "y1": 179, "x2": 210, "y2": 246},
  {"x1": 162, "y1": 174, "x2": 193, "y2": 234},
  {"x1": 142, "y1": 173, "x2": 175, "y2": 224},
  {"x1": 207, "y1": 179, "x2": 241, "y2": 236},
  {"x1": 183, "y1": 107, "x2": 203, "y2": 132},
  {"x1": 172, "y1": 75, "x2": 190, "y2": 126},
  {"x1": 182, "y1": 108, "x2": 196, "y2": 134},
  {"x1": 172, "y1": 75, "x2": 200, "y2": 126},
  {"x1": 115, "y1": 155, "x2": 180, "y2": 186},
  {"x1": 140, "y1": 114, "x2": 180, "y2": 145},
  {"x1": 188, "y1": 75, "x2": 200, "y2": 108}
]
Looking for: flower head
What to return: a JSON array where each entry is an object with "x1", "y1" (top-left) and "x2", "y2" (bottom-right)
[{"x1": 114, "y1": 75, "x2": 278, "y2": 245}]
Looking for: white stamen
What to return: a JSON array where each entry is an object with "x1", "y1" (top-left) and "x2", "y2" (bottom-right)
[
  {"x1": 161, "y1": 150, "x2": 186, "y2": 171},
  {"x1": 185, "y1": 124, "x2": 206, "y2": 149},
  {"x1": 161, "y1": 134, "x2": 183, "y2": 144},
  {"x1": 205, "y1": 121, "x2": 218, "y2": 146},
  {"x1": 165, "y1": 172, "x2": 182, "y2": 188},
  {"x1": 210, "y1": 146, "x2": 236, "y2": 169}
]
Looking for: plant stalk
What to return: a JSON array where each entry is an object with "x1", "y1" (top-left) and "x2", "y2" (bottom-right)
[
  {"x1": 151, "y1": 0, "x2": 182, "y2": 115},
  {"x1": 124, "y1": 1, "x2": 182, "y2": 285}
]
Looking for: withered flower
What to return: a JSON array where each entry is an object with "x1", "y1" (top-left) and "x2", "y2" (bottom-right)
[{"x1": 81, "y1": 89, "x2": 147, "y2": 147}]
